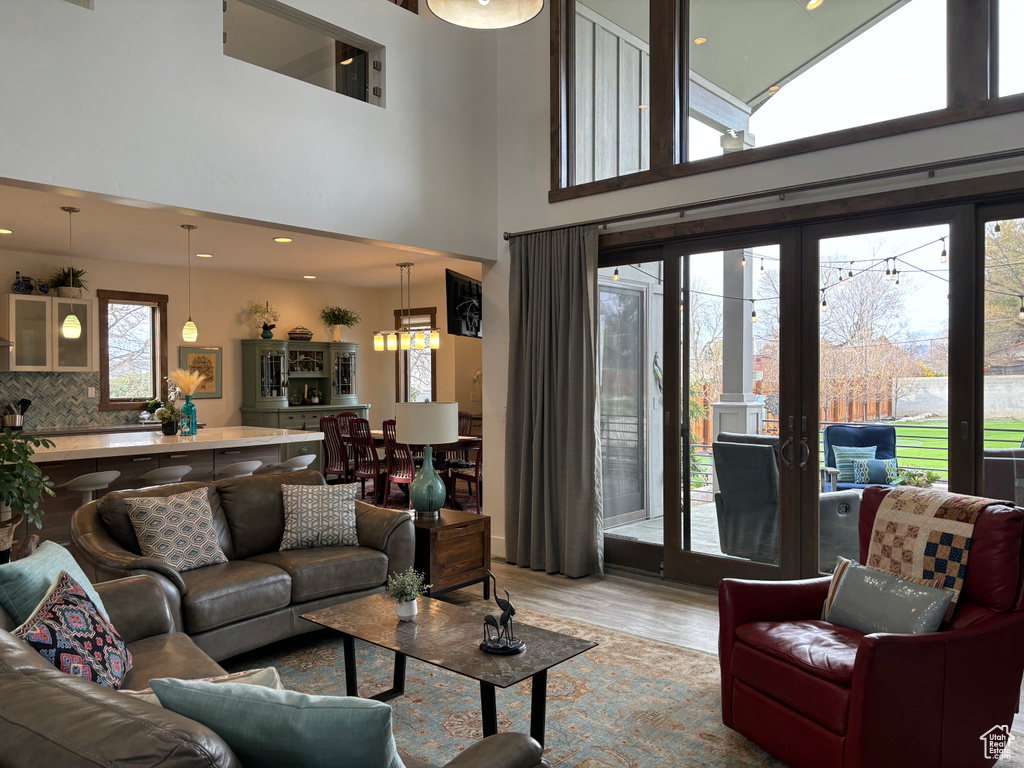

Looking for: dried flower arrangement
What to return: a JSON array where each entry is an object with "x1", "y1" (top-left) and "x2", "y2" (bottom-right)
[{"x1": 167, "y1": 368, "x2": 206, "y2": 397}]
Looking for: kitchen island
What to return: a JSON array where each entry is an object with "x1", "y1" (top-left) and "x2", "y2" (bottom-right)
[{"x1": 24, "y1": 427, "x2": 322, "y2": 549}]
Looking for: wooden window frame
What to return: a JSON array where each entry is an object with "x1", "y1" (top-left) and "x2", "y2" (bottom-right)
[
  {"x1": 552, "y1": 0, "x2": 1015, "y2": 202},
  {"x1": 98, "y1": 290, "x2": 169, "y2": 412},
  {"x1": 393, "y1": 306, "x2": 438, "y2": 403}
]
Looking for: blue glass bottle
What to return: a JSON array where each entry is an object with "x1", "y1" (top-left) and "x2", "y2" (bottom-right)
[{"x1": 181, "y1": 395, "x2": 198, "y2": 437}]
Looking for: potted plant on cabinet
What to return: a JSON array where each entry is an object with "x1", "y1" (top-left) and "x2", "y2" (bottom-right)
[
  {"x1": 0, "y1": 429, "x2": 56, "y2": 563},
  {"x1": 47, "y1": 266, "x2": 88, "y2": 298},
  {"x1": 319, "y1": 306, "x2": 361, "y2": 342},
  {"x1": 244, "y1": 301, "x2": 280, "y2": 339},
  {"x1": 385, "y1": 566, "x2": 431, "y2": 622},
  {"x1": 309, "y1": 388, "x2": 322, "y2": 405},
  {"x1": 155, "y1": 402, "x2": 183, "y2": 436}
]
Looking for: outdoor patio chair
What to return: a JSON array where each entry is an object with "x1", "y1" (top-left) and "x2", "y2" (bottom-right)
[
  {"x1": 822, "y1": 423, "x2": 898, "y2": 492},
  {"x1": 714, "y1": 432, "x2": 861, "y2": 567}
]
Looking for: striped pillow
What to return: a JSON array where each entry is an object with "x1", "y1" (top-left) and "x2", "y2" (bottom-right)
[{"x1": 832, "y1": 445, "x2": 877, "y2": 483}]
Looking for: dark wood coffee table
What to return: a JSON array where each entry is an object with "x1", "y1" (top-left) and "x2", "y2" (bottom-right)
[{"x1": 303, "y1": 593, "x2": 597, "y2": 746}]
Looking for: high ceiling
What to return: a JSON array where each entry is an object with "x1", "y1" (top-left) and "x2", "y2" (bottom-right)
[{"x1": 0, "y1": 181, "x2": 483, "y2": 288}]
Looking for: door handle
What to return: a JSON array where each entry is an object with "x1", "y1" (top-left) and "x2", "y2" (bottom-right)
[
  {"x1": 799, "y1": 438, "x2": 811, "y2": 470},
  {"x1": 781, "y1": 437, "x2": 794, "y2": 470}
]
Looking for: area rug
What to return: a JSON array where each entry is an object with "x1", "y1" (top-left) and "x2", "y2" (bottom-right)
[{"x1": 225, "y1": 604, "x2": 1024, "y2": 767}]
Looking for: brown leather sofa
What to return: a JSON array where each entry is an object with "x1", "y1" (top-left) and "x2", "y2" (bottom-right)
[
  {"x1": 71, "y1": 470, "x2": 414, "y2": 661},
  {"x1": 0, "y1": 574, "x2": 548, "y2": 767}
]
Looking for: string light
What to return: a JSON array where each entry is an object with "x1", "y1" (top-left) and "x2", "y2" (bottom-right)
[
  {"x1": 740, "y1": 254, "x2": 746, "y2": 268},
  {"x1": 995, "y1": 222, "x2": 1002, "y2": 236},
  {"x1": 750, "y1": 299, "x2": 757, "y2": 324},
  {"x1": 613, "y1": 268, "x2": 619, "y2": 281},
  {"x1": 885, "y1": 259, "x2": 892, "y2": 280},
  {"x1": 848, "y1": 261, "x2": 854, "y2": 279},
  {"x1": 820, "y1": 289, "x2": 828, "y2": 313},
  {"x1": 940, "y1": 237, "x2": 947, "y2": 264},
  {"x1": 760, "y1": 258, "x2": 765, "y2": 272},
  {"x1": 1018, "y1": 296, "x2": 1024, "y2": 321},
  {"x1": 892, "y1": 263, "x2": 900, "y2": 287}
]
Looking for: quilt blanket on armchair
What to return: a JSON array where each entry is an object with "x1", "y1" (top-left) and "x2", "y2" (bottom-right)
[{"x1": 866, "y1": 487, "x2": 996, "y2": 620}]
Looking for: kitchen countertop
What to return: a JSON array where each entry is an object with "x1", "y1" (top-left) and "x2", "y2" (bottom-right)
[
  {"x1": 32, "y1": 426, "x2": 322, "y2": 463},
  {"x1": 24, "y1": 423, "x2": 206, "y2": 438}
]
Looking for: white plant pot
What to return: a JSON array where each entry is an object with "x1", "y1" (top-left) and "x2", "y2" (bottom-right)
[
  {"x1": 57, "y1": 286, "x2": 83, "y2": 299},
  {"x1": 396, "y1": 599, "x2": 418, "y2": 621},
  {"x1": 332, "y1": 324, "x2": 344, "y2": 342}
]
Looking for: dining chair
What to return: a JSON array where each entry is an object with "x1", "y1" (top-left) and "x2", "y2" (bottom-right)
[
  {"x1": 449, "y1": 440, "x2": 483, "y2": 512},
  {"x1": 336, "y1": 411, "x2": 359, "y2": 440},
  {"x1": 319, "y1": 416, "x2": 351, "y2": 484},
  {"x1": 382, "y1": 418, "x2": 415, "y2": 510},
  {"x1": 349, "y1": 418, "x2": 385, "y2": 504}
]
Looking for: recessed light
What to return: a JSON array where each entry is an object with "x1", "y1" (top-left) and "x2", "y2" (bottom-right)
[
  {"x1": 769, "y1": 85, "x2": 780, "y2": 92},
  {"x1": 303, "y1": 275, "x2": 316, "y2": 280},
  {"x1": 693, "y1": 37, "x2": 707, "y2": 45},
  {"x1": 273, "y1": 237, "x2": 293, "y2": 243},
  {"x1": 638, "y1": 104, "x2": 648, "y2": 109},
  {"x1": 340, "y1": 57, "x2": 354, "y2": 66},
  {"x1": 806, "y1": 0, "x2": 823, "y2": 9},
  {"x1": 0, "y1": 229, "x2": 12, "y2": 235},
  {"x1": 196, "y1": 253, "x2": 213, "y2": 258}
]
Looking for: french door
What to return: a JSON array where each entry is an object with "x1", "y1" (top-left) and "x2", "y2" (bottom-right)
[{"x1": 600, "y1": 203, "x2": 994, "y2": 588}]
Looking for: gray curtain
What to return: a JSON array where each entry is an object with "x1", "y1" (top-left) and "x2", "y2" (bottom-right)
[{"x1": 505, "y1": 225, "x2": 603, "y2": 577}]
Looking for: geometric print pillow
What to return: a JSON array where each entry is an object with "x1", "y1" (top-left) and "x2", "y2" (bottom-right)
[
  {"x1": 14, "y1": 570, "x2": 132, "y2": 689},
  {"x1": 280, "y1": 484, "x2": 358, "y2": 551},
  {"x1": 832, "y1": 445, "x2": 877, "y2": 482},
  {"x1": 125, "y1": 488, "x2": 227, "y2": 572},
  {"x1": 853, "y1": 457, "x2": 899, "y2": 485}
]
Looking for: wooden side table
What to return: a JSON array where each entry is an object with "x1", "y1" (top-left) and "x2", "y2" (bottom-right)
[{"x1": 413, "y1": 510, "x2": 491, "y2": 599}]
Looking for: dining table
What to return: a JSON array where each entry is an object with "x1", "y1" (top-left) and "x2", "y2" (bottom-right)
[{"x1": 368, "y1": 430, "x2": 481, "y2": 509}]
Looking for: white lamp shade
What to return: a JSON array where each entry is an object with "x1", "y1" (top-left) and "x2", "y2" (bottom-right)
[
  {"x1": 62, "y1": 312, "x2": 82, "y2": 339},
  {"x1": 426, "y1": 0, "x2": 544, "y2": 29},
  {"x1": 396, "y1": 402, "x2": 458, "y2": 445}
]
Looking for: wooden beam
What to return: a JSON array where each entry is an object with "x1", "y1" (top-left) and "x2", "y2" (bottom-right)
[
  {"x1": 649, "y1": 0, "x2": 680, "y2": 168},
  {"x1": 947, "y1": 0, "x2": 992, "y2": 106}
]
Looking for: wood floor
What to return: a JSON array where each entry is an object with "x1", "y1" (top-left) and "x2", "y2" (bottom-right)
[{"x1": 445, "y1": 558, "x2": 1024, "y2": 733}]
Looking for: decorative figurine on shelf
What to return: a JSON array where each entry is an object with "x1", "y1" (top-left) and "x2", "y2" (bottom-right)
[{"x1": 480, "y1": 570, "x2": 525, "y2": 655}]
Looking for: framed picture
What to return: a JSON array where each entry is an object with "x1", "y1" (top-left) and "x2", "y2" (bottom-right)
[{"x1": 179, "y1": 346, "x2": 222, "y2": 399}]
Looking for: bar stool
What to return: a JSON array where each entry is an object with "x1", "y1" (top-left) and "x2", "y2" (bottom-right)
[
  {"x1": 273, "y1": 454, "x2": 315, "y2": 473},
  {"x1": 215, "y1": 460, "x2": 262, "y2": 479},
  {"x1": 60, "y1": 471, "x2": 121, "y2": 506},
  {"x1": 138, "y1": 465, "x2": 192, "y2": 486}
]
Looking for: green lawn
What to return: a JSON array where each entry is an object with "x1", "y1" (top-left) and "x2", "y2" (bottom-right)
[{"x1": 818, "y1": 420, "x2": 1024, "y2": 479}]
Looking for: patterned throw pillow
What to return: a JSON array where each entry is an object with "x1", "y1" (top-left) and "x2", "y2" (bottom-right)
[
  {"x1": 853, "y1": 457, "x2": 899, "y2": 485},
  {"x1": 125, "y1": 488, "x2": 227, "y2": 572},
  {"x1": 831, "y1": 445, "x2": 877, "y2": 482},
  {"x1": 14, "y1": 570, "x2": 132, "y2": 689},
  {"x1": 280, "y1": 484, "x2": 359, "y2": 551}
]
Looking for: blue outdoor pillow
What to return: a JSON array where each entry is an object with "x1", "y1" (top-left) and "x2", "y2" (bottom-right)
[
  {"x1": 150, "y1": 678, "x2": 405, "y2": 768},
  {"x1": 0, "y1": 540, "x2": 108, "y2": 624},
  {"x1": 832, "y1": 445, "x2": 877, "y2": 483},
  {"x1": 853, "y1": 458, "x2": 899, "y2": 485}
]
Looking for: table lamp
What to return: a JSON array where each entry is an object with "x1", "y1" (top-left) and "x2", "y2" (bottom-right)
[{"x1": 396, "y1": 402, "x2": 458, "y2": 517}]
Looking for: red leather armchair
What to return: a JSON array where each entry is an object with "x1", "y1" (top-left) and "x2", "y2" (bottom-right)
[{"x1": 719, "y1": 486, "x2": 1024, "y2": 768}]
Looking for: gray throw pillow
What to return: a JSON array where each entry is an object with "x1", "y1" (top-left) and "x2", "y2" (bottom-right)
[
  {"x1": 280, "y1": 484, "x2": 359, "y2": 551},
  {"x1": 125, "y1": 488, "x2": 228, "y2": 572},
  {"x1": 823, "y1": 556, "x2": 953, "y2": 635}
]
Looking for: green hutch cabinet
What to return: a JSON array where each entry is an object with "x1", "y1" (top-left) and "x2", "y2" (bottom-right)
[{"x1": 240, "y1": 339, "x2": 370, "y2": 473}]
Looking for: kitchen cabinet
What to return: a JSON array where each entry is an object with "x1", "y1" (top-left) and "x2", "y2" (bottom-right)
[{"x1": 2, "y1": 294, "x2": 97, "y2": 372}]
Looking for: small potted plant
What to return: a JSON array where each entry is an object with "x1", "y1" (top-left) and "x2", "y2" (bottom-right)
[
  {"x1": 47, "y1": 266, "x2": 88, "y2": 298},
  {"x1": 155, "y1": 402, "x2": 183, "y2": 436},
  {"x1": 319, "y1": 306, "x2": 361, "y2": 342},
  {"x1": 142, "y1": 399, "x2": 163, "y2": 422},
  {"x1": 0, "y1": 430, "x2": 56, "y2": 562},
  {"x1": 244, "y1": 301, "x2": 281, "y2": 339},
  {"x1": 385, "y1": 566, "x2": 431, "y2": 621},
  {"x1": 309, "y1": 387, "x2": 322, "y2": 405}
]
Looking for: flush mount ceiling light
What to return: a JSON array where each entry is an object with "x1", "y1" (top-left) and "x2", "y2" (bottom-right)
[
  {"x1": 181, "y1": 224, "x2": 199, "y2": 343},
  {"x1": 303, "y1": 275, "x2": 317, "y2": 280},
  {"x1": 426, "y1": 0, "x2": 543, "y2": 30},
  {"x1": 693, "y1": 37, "x2": 707, "y2": 45},
  {"x1": 273, "y1": 236, "x2": 293, "y2": 243},
  {"x1": 196, "y1": 253, "x2": 213, "y2": 258},
  {"x1": 60, "y1": 206, "x2": 82, "y2": 340},
  {"x1": 806, "y1": 0, "x2": 824, "y2": 9}
]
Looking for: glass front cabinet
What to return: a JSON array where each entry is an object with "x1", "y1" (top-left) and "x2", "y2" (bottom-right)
[
  {"x1": 2, "y1": 294, "x2": 98, "y2": 372},
  {"x1": 330, "y1": 342, "x2": 358, "y2": 406},
  {"x1": 242, "y1": 340, "x2": 289, "y2": 408}
]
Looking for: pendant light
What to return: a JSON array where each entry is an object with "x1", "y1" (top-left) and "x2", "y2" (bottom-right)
[
  {"x1": 181, "y1": 224, "x2": 198, "y2": 342},
  {"x1": 426, "y1": 0, "x2": 543, "y2": 29},
  {"x1": 60, "y1": 206, "x2": 82, "y2": 340},
  {"x1": 374, "y1": 263, "x2": 441, "y2": 353}
]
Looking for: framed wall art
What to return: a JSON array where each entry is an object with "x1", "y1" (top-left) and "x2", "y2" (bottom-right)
[{"x1": 179, "y1": 346, "x2": 222, "y2": 399}]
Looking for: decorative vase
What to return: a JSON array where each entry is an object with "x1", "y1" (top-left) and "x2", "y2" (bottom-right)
[
  {"x1": 332, "y1": 324, "x2": 343, "y2": 342},
  {"x1": 161, "y1": 420, "x2": 179, "y2": 436},
  {"x1": 180, "y1": 396, "x2": 198, "y2": 437},
  {"x1": 261, "y1": 328, "x2": 274, "y2": 339},
  {"x1": 410, "y1": 446, "x2": 446, "y2": 518},
  {"x1": 396, "y1": 599, "x2": 418, "y2": 622}
]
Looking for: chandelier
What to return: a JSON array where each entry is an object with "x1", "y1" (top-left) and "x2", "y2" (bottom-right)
[{"x1": 374, "y1": 263, "x2": 441, "y2": 352}]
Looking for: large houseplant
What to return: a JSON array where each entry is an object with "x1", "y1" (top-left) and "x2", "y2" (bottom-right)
[{"x1": 0, "y1": 430, "x2": 56, "y2": 562}]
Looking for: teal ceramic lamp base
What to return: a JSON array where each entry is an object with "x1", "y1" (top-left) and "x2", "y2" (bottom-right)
[{"x1": 410, "y1": 445, "x2": 445, "y2": 518}]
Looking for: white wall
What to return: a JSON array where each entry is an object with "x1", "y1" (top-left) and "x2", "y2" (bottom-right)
[{"x1": 0, "y1": 0, "x2": 498, "y2": 260}]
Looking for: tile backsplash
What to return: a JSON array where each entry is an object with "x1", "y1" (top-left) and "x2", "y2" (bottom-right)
[{"x1": 0, "y1": 372, "x2": 137, "y2": 429}]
